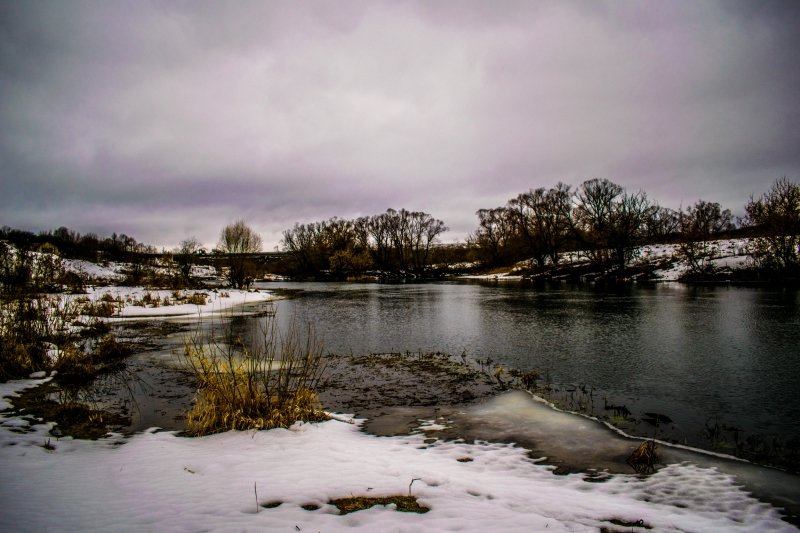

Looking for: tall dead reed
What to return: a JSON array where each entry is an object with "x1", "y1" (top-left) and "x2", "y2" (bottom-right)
[{"x1": 181, "y1": 312, "x2": 327, "y2": 435}]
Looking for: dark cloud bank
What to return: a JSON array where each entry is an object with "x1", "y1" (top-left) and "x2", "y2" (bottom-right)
[{"x1": 1, "y1": 1, "x2": 799, "y2": 249}]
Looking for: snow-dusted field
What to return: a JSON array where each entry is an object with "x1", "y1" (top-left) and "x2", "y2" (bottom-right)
[
  {"x1": 75, "y1": 286, "x2": 275, "y2": 319},
  {"x1": 0, "y1": 378, "x2": 794, "y2": 532},
  {"x1": 62, "y1": 258, "x2": 219, "y2": 284},
  {"x1": 462, "y1": 238, "x2": 756, "y2": 281}
]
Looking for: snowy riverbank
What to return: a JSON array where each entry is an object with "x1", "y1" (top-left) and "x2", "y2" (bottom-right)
[
  {"x1": 460, "y1": 238, "x2": 756, "y2": 282},
  {"x1": 72, "y1": 286, "x2": 275, "y2": 319},
  {"x1": 0, "y1": 377, "x2": 796, "y2": 532}
]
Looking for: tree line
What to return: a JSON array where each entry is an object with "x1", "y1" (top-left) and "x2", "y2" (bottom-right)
[
  {"x1": 2, "y1": 177, "x2": 798, "y2": 285},
  {"x1": 470, "y1": 178, "x2": 729, "y2": 272},
  {"x1": 468, "y1": 176, "x2": 798, "y2": 277},
  {"x1": 0, "y1": 226, "x2": 157, "y2": 262},
  {"x1": 281, "y1": 208, "x2": 448, "y2": 278}
]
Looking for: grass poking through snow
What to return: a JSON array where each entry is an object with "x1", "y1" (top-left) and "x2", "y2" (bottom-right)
[
  {"x1": 181, "y1": 312, "x2": 327, "y2": 435},
  {"x1": 328, "y1": 495, "x2": 430, "y2": 515}
]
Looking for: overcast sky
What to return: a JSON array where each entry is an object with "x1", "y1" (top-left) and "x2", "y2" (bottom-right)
[{"x1": 2, "y1": 1, "x2": 799, "y2": 250}]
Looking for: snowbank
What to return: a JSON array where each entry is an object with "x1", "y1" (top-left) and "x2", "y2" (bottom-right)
[
  {"x1": 63, "y1": 258, "x2": 126, "y2": 282},
  {"x1": 460, "y1": 238, "x2": 757, "y2": 282},
  {"x1": 0, "y1": 380, "x2": 793, "y2": 532},
  {"x1": 75, "y1": 287, "x2": 274, "y2": 319},
  {"x1": 63, "y1": 258, "x2": 222, "y2": 284},
  {"x1": 460, "y1": 272, "x2": 524, "y2": 281}
]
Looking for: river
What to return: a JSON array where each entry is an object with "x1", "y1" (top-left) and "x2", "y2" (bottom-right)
[{"x1": 259, "y1": 280, "x2": 800, "y2": 452}]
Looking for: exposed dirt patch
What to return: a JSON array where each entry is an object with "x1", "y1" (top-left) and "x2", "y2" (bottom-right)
[
  {"x1": 329, "y1": 495, "x2": 430, "y2": 515},
  {"x1": 7, "y1": 381, "x2": 130, "y2": 439},
  {"x1": 112, "y1": 320, "x2": 192, "y2": 351},
  {"x1": 318, "y1": 351, "x2": 499, "y2": 418}
]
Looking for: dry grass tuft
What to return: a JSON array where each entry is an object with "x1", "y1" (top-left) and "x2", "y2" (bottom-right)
[
  {"x1": 329, "y1": 495, "x2": 430, "y2": 515},
  {"x1": 181, "y1": 313, "x2": 327, "y2": 435},
  {"x1": 185, "y1": 292, "x2": 207, "y2": 306},
  {"x1": 627, "y1": 440, "x2": 659, "y2": 474}
]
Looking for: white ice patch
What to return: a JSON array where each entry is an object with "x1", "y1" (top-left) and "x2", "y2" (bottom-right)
[
  {"x1": 415, "y1": 419, "x2": 451, "y2": 432},
  {"x1": 1, "y1": 418, "x2": 30, "y2": 428}
]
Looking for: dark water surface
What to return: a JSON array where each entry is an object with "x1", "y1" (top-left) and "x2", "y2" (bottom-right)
[{"x1": 259, "y1": 280, "x2": 800, "y2": 447}]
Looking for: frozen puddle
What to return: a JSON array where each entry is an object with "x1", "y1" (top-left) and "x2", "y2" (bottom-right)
[
  {"x1": 368, "y1": 391, "x2": 800, "y2": 524},
  {"x1": 1, "y1": 381, "x2": 798, "y2": 531},
  {"x1": 475, "y1": 392, "x2": 800, "y2": 518}
]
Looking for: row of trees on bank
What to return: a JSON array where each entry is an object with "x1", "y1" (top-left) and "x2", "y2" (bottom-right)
[
  {"x1": 469, "y1": 178, "x2": 743, "y2": 272},
  {"x1": 3, "y1": 177, "x2": 798, "y2": 285},
  {"x1": 197, "y1": 175, "x2": 800, "y2": 283},
  {"x1": 0, "y1": 226, "x2": 157, "y2": 262},
  {"x1": 743, "y1": 178, "x2": 800, "y2": 272},
  {"x1": 281, "y1": 209, "x2": 448, "y2": 277},
  {"x1": 469, "y1": 176, "x2": 800, "y2": 275}
]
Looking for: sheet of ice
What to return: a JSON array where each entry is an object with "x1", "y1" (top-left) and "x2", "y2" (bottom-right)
[
  {"x1": 0, "y1": 381, "x2": 794, "y2": 532},
  {"x1": 458, "y1": 392, "x2": 800, "y2": 519}
]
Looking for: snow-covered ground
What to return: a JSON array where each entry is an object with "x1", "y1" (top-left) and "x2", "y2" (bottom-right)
[
  {"x1": 62, "y1": 258, "x2": 127, "y2": 283},
  {"x1": 74, "y1": 286, "x2": 274, "y2": 319},
  {"x1": 460, "y1": 272, "x2": 524, "y2": 281},
  {"x1": 462, "y1": 238, "x2": 756, "y2": 281},
  {"x1": 62, "y1": 257, "x2": 221, "y2": 284},
  {"x1": 0, "y1": 378, "x2": 794, "y2": 532},
  {"x1": 60, "y1": 254, "x2": 274, "y2": 318}
]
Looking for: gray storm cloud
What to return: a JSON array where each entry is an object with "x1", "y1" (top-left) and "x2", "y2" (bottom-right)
[{"x1": 1, "y1": 0, "x2": 799, "y2": 249}]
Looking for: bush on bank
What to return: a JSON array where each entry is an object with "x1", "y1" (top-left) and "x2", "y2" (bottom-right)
[{"x1": 181, "y1": 313, "x2": 327, "y2": 435}]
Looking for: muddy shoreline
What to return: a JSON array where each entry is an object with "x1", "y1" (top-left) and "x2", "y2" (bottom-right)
[{"x1": 5, "y1": 339, "x2": 800, "y2": 525}]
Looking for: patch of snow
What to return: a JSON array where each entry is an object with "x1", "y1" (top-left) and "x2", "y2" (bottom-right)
[
  {"x1": 0, "y1": 380, "x2": 793, "y2": 532},
  {"x1": 652, "y1": 261, "x2": 690, "y2": 281},
  {"x1": 461, "y1": 238, "x2": 760, "y2": 282},
  {"x1": 190, "y1": 264, "x2": 218, "y2": 278},
  {"x1": 710, "y1": 255, "x2": 753, "y2": 270},
  {"x1": 260, "y1": 273, "x2": 289, "y2": 281},
  {"x1": 460, "y1": 273, "x2": 524, "y2": 280},
  {"x1": 72, "y1": 287, "x2": 275, "y2": 319},
  {"x1": 1, "y1": 418, "x2": 30, "y2": 428},
  {"x1": 63, "y1": 258, "x2": 125, "y2": 282}
]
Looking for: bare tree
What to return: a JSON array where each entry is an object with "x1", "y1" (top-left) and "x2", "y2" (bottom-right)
[
  {"x1": 282, "y1": 218, "x2": 361, "y2": 276},
  {"x1": 642, "y1": 205, "x2": 680, "y2": 242},
  {"x1": 471, "y1": 207, "x2": 515, "y2": 266},
  {"x1": 678, "y1": 201, "x2": 735, "y2": 273},
  {"x1": 175, "y1": 236, "x2": 201, "y2": 285},
  {"x1": 367, "y1": 212, "x2": 392, "y2": 271},
  {"x1": 218, "y1": 221, "x2": 262, "y2": 288},
  {"x1": 509, "y1": 191, "x2": 549, "y2": 268},
  {"x1": 573, "y1": 179, "x2": 649, "y2": 271},
  {"x1": 281, "y1": 209, "x2": 447, "y2": 276},
  {"x1": 608, "y1": 190, "x2": 650, "y2": 270},
  {"x1": 743, "y1": 177, "x2": 800, "y2": 271},
  {"x1": 509, "y1": 183, "x2": 573, "y2": 268},
  {"x1": 572, "y1": 179, "x2": 624, "y2": 266},
  {"x1": 419, "y1": 212, "x2": 448, "y2": 271},
  {"x1": 282, "y1": 223, "x2": 319, "y2": 275},
  {"x1": 352, "y1": 216, "x2": 371, "y2": 253},
  {"x1": 386, "y1": 208, "x2": 412, "y2": 271}
]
